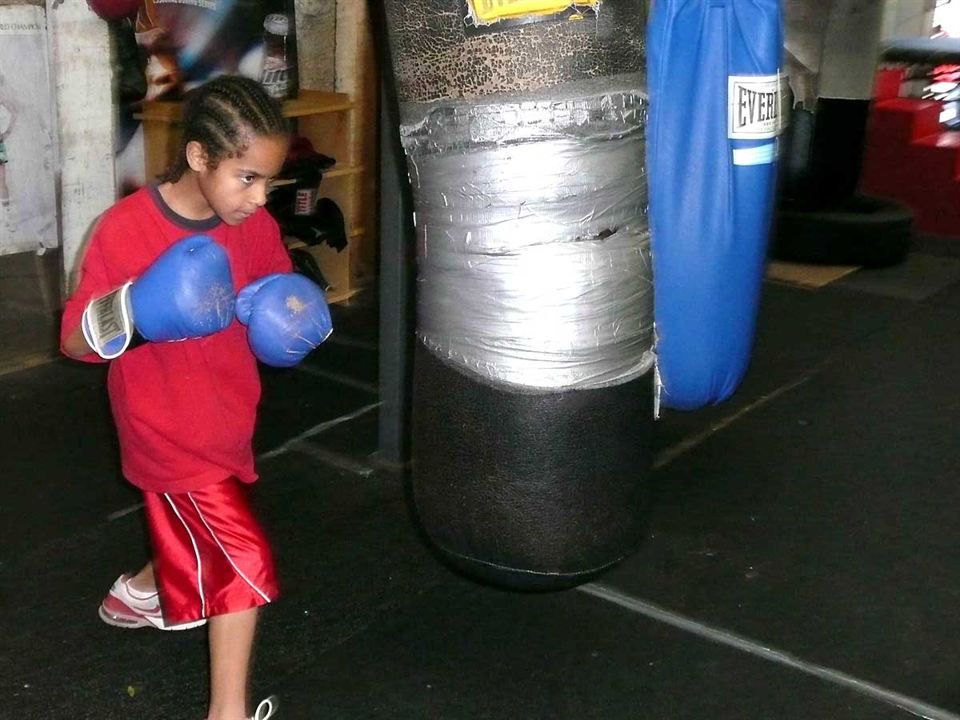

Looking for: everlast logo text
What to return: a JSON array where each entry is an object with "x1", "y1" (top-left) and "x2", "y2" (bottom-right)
[
  {"x1": 728, "y1": 74, "x2": 782, "y2": 139},
  {"x1": 736, "y1": 86, "x2": 778, "y2": 130}
]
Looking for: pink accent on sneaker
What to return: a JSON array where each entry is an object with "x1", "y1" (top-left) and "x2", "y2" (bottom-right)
[{"x1": 98, "y1": 573, "x2": 206, "y2": 631}]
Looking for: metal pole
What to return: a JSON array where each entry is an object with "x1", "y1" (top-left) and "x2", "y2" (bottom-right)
[{"x1": 376, "y1": 73, "x2": 414, "y2": 466}]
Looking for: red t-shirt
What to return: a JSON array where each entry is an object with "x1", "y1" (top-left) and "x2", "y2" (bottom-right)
[{"x1": 61, "y1": 186, "x2": 292, "y2": 493}]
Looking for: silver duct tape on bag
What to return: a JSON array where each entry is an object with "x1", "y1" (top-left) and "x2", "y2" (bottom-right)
[{"x1": 402, "y1": 90, "x2": 654, "y2": 392}]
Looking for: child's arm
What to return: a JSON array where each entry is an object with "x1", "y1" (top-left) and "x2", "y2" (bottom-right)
[
  {"x1": 61, "y1": 232, "x2": 111, "y2": 363},
  {"x1": 236, "y1": 212, "x2": 330, "y2": 367},
  {"x1": 62, "y1": 325, "x2": 94, "y2": 359},
  {"x1": 63, "y1": 234, "x2": 236, "y2": 360}
]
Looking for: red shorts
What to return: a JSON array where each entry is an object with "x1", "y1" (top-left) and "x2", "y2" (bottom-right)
[{"x1": 143, "y1": 477, "x2": 279, "y2": 624}]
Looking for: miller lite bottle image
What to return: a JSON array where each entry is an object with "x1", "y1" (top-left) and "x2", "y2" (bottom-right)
[{"x1": 260, "y1": 12, "x2": 296, "y2": 100}]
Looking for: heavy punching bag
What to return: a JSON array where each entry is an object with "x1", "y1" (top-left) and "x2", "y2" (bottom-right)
[
  {"x1": 648, "y1": 0, "x2": 784, "y2": 411},
  {"x1": 379, "y1": 0, "x2": 654, "y2": 590}
]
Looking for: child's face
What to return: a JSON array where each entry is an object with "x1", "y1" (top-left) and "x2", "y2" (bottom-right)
[{"x1": 194, "y1": 133, "x2": 289, "y2": 226}]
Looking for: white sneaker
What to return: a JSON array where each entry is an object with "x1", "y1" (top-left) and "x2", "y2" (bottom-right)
[
  {"x1": 249, "y1": 696, "x2": 278, "y2": 720},
  {"x1": 98, "y1": 573, "x2": 207, "y2": 631}
]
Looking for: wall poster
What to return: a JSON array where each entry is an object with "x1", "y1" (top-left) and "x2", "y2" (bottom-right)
[
  {"x1": 115, "y1": 0, "x2": 299, "y2": 194},
  {"x1": 0, "y1": 4, "x2": 57, "y2": 255}
]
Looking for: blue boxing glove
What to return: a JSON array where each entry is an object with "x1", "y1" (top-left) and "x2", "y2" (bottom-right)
[
  {"x1": 236, "y1": 273, "x2": 333, "y2": 367},
  {"x1": 82, "y1": 235, "x2": 235, "y2": 359}
]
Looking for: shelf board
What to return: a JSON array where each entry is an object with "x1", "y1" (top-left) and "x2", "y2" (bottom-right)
[
  {"x1": 284, "y1": 229, "x2": 364, "y2": 246},
  {"x1": 323, "y1": 165, "x2": 363, "y2": 179},
  {"x1": 325, "y1": 286, "x2": 364, "y2": 305},
  {"x1": 134, "y1": 101, "x2": 182, "y2": 123},
  {"x1": 135, "y1": 89, "x2": 353, "y2": 124},
  {"x1": 283, "y1": 90, "x2": 353, "y2": 117}
]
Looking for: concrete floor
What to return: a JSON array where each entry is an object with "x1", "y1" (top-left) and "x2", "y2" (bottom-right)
[
  {"x1": 0, "y1": 249, "x2": 62, "y2": 372},
  {"x1": 1, "y1": 243, "x2": 960, "y2": 719}
]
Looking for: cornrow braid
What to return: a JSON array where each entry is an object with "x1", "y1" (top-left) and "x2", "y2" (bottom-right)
[{"x1": 159, "y1": 75, "x2": 289, "y2": 183}]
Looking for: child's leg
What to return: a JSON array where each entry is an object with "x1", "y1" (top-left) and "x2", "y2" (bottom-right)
[
  {"x1": 142, "y1": 480, "x2": 278, "y2": 716},
  {"x1": 128, "y1": 561, "x2": 156, "y2": 593},
  {"x1": 206, "y1": 607, "x2": 259, "y2": 720}
]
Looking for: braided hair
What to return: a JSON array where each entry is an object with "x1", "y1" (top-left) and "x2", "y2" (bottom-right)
[{"x1": 160, "y1": 75, "x2": 289, "y2": 183}]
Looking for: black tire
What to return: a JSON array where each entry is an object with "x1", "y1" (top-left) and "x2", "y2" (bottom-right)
[
  {"x1": 808, "y1": 98, "x2": 871, "y2": 206},
  {"x1": 772, "y1": 194, "x2": 913, "y2": 268}
]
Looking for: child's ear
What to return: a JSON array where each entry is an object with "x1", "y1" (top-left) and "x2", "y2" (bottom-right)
[{"x1": 185, "y1": 141, "x2": 208, "y2": 173}]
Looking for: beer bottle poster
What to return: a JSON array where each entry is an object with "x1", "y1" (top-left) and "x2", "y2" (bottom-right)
[
  {"x1": 0, "y1": 4, "x2": 57, "y2": 255},
  {"x1": 133, "y1": 0, "x2": 299, "y2": 101},
  {"x1": 115, "y1": 0, "x2": 298, "y2": 193}
]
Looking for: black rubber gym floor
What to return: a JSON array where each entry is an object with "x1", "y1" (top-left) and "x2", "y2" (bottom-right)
[{"x1": 2, "y1": 250, "x2": 959, "y2": 719}]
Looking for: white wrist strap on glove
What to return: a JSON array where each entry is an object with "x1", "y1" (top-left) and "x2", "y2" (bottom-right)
[{"x1": 81, "y1": 282, "x2": 135, "y2": 360}]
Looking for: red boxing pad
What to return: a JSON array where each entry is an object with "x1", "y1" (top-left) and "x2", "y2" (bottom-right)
[{"x1": 87, "y1": 0, "x2": 140, "y2": 21}]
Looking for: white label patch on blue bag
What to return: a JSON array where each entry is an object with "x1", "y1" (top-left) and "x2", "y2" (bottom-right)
[
  {"x1": 728, "y1": 74, "x2": 783, "y2": 139},
  {"x1": 733, "y1": 142, "x2": 778, "y2": 166}
]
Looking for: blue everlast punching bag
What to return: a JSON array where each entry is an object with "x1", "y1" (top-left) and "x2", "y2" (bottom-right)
[
  {"x1": 380, "y1": 0, "x2": 654, "y2": 590},
  {"x1": 648, "y1": 0, "x2": 784, "y2": 410}
]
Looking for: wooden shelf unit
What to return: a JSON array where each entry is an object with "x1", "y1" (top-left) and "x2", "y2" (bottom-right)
[{"x1": 137, "y1": 89, "x2": 369, "y2": 304}]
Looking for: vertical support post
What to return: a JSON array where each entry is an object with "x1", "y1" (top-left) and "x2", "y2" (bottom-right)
[
  {"x1": 376, "y1": 77, "x2": 413, "y2": 466},
  {"x1": 45, "y1": 0, "x2": 115, "y2": 294},
  {"x1": 820, "y1": 0, "x2": 887, "y2": 100}
]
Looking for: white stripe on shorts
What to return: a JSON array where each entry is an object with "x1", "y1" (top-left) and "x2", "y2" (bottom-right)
[
  {"x1": 163, "y1": 493, "x2": 207, "y2": 617},
  {"x1": 187, "y1": 492, "x2": 272, "y2": 604}
]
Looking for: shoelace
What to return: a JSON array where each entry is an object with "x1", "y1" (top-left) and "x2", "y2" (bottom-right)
[{"x1": 250, "y1": 695, "x2": 278, "y2": 720}]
